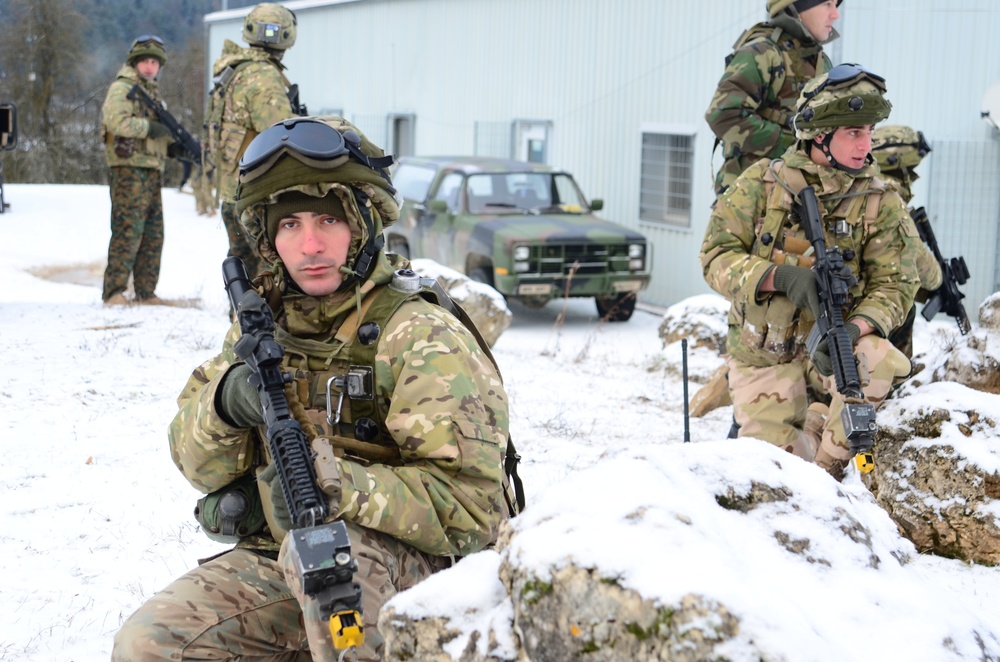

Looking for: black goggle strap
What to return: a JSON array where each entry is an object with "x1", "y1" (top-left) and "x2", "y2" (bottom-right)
[
  {"x1": 342, "y1": 131, "x2": 397, "y2": 194},
  {"x1": 340, "y1": 188, "x2": 384, "y2": 290}
]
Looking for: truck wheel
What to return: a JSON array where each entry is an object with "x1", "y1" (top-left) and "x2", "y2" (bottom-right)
[
  {"x1": 595, "y1": 293, "x2": 636, "y2": 322},
  {"x1": 469, "y1": 267, "x2": 494, "y2": 288},
  {"x1": 388, "y1": 238, "x2": 410, "y2": 259}
]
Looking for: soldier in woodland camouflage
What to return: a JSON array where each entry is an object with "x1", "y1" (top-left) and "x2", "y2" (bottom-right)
[
  {"x1": 872, "y1": 125, "x2": 944, "y2": 358},
  {"x1": 206, "y1": 2, "x2": 300, "y2": 278},
  {"x1": 101, "y1": 36, "x2": 173, "y2": 305},
  {"x1": 112, "y1": 117, "x2": 512, "y2": 662},
  {"x1": 700, "y1": 65, "x2": 919, "y2": 478},
  {"x1": 706, "y1": 0, "x2": 842, "y2": 196}
]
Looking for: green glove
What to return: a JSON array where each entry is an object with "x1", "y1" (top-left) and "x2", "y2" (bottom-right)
[
  {"x1": 811, "y1": 322, "x2": 861, "y2": 377},
  {"x1": 146, "y1": 120, "x2": 171, "y2": 140},
  {"x1": 218, "y1": 363, "x2": 264, "y2": 428},
  {"x1": 772, "y1": 264, "x2": 821, "y2": 318},
  {"x1": 258, "y1": 463, "x2": 293, "y2": 532}
]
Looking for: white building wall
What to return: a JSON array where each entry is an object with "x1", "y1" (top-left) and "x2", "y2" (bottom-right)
[{"x1": 206, "y1": 0, "x2": 1000, "y2": 310}]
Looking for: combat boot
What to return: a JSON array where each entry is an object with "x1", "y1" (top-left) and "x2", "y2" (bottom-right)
[
  {"x1": 105, "y1": 293, "x2": 130, "y2": 306},
  {"x1": 136, "y1": 294, "x2": 168, "y2": 306}
]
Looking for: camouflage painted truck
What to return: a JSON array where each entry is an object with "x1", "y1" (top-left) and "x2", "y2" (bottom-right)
[{"x1": 387, "y1": 156, "x2": 651, "y2": 321}]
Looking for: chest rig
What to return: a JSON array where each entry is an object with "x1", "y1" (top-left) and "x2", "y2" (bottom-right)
[{"x1": 755, "y1": 160, "x2": 885, "y2": 300}]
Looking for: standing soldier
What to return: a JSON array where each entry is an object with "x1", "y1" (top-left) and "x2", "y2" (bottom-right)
[
  {"x1": 700, "y1": 65, "x2": 919, "y2": 478},
  {"x1": 872, "y1": 125, "x2": 943, "y2": 358},
  {"x1": 101, "y1": 35, "x2": 173, "y2": 306},
  {"x1": 112, "y1": 117, "x2": 515, "y2": 661},
  {"x1": 706, "y1": 0, "x2": 842, "y2": 197},
  {"x1": 206, "y1": 2, "x2": 300, "y2": 278}
]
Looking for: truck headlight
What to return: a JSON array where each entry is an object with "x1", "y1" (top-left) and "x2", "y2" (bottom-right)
[
  {"x1": 628, "y1": 243, "x2": 644, "y2": 258},
  {"x1": 513, "y1": 245, "x2": 530, "y2": 261}
]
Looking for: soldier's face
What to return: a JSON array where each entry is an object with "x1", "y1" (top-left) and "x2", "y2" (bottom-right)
[
  {"x1": 135, "y1": 57, "x2": 161, "y2": 81},
  {"x1": 799, "y1": 0, "x2": 840, "y2": 41},
  {"x1": 821, "y1": 126, "x2": 875, "y2": 171},
  {"x1": 274, "y1": 211, "x2": 353, "y2": 296}
]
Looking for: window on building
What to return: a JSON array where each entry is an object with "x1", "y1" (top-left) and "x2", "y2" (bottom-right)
[{"x1": 639, "y1": 131, "x2": 693, "y2": 227}]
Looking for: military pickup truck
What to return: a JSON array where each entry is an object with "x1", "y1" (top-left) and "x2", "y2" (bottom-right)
[{"x1": 387, "y1": 156, "x2": 651, "y2": 321}]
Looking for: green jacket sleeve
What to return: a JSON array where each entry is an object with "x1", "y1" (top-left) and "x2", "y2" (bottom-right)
[{"x1": 334, "y1": 299, "x2": 510, "y2": 557}]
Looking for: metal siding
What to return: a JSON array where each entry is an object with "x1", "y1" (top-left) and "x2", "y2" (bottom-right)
[{"x1": 205, "y1": 0, "x2": 1000, "y2": 311}]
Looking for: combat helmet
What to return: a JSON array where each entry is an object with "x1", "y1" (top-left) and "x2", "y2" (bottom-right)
[
  {"x1": 127, "y1": 34, "x2": 167, "y2": 67},
  {"x1": 235, "y1": 116, "x2": 398, "y2": 293},
  {"x1": 243, "y1": 2, "x2": 297, "y2": 51},
  {"x1": 768, "y1": 0, "x2": 842, "y2": 18},
  {"x1": 871, "y1": 125, "x2": 931, "y2": 172},
  {"x1": 793, "y1": 63, "x2": 891, "y2": 173}
]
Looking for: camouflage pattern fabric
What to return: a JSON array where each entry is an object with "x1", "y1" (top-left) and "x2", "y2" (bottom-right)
[
  {"x1": 208, "y1": 39, "x2": 295, "y2": 202},
  {"x1": 705, "y1": 22, "x2": 831, "y2": 194},
  {"x1": 702, "y1": 148, "x2": 919, "y2": 462},
  {"x1": 221, "y1": 200, "x2": 264, "y2": 278},
  {"x1": 111, "y1": 522, "x2": 447, "y2": 662},
  {"x1": 102, "y1": 166, "x2": 164, "y2": 300},
  {"x1": 101, "y1": 65, "x2": 169, "y2": 170}
]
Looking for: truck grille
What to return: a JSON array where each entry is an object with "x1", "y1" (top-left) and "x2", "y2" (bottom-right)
[{"x1": 525, "y1": 243, "x2": 636, "y2": 276}]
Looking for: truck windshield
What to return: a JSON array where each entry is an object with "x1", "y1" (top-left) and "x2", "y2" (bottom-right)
[{"x1": 466, "y1": 172, "x2": 588, "y2": 213}]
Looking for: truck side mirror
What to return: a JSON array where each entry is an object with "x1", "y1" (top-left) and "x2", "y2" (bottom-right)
[
  {"x1": 589, "y1": 198, "x2": 604, "y2": 212},
  {"x1": 0, "y1": 103, "x2": 17, "y2": 151}
]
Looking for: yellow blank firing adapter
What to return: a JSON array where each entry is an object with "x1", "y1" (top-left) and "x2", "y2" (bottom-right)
[
  {"x1": 854, "y1": 452, "x2": 875, "y2": 473},
  {"x1": 330, "y1": 610, "x2": 364, "y2": 650}
]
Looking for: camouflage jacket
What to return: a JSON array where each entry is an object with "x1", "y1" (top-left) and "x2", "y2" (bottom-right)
[
  {"x1": 208, "y1": 40, "x2": 295, "y2": 201},
  {"x1": 168, "y1": 253, "x2": 510, "y2": 558},
  {"x1": 705, "y1": 21, "x2": 832, "y2": 194},
  {"x1": 879, "y1": 172, "x2": 943, "y2": 292},
  {"x1": 101, "y1": 65, "x2": 169, "y2": 170},
  {"x1": 700, "y1": 148, "x2": 920, "y2": 367}
]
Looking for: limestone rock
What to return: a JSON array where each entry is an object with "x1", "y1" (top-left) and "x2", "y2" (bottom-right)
[
  {"x1": 868, "y1": 382, "x2": 1000, "y2": 565},
  {"x1": 657, "y1": 294, "x2": 728, "y2": 352}
]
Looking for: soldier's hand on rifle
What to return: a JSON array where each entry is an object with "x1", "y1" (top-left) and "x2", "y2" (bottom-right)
[
  {"x1": 147, "y1": 120, "x2": 171, "y2": 140},
  {"x1": 258, "y1": 463, "x2": 294, "y2": 532},
  {"x1": 167, "y1": 143, "x2": 194, "y2": 161},
  {"x1": 810, "y1": 322, "x2": 861, "y2": 377},
  {"x1": 218, "y1": 363, "x2": 265, "y2": 428},
  {"x1": 772, "y1": 265, "x2": 821, "y2": 318}
]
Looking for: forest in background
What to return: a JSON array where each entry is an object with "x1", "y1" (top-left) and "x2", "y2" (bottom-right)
[{"x1": 0, "y1": 0, "x2": 259, "y2": 186}]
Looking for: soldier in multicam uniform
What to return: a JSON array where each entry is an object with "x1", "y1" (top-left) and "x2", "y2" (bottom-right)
[
  {"x1": 706, "y1": 0, "x2": 841, "y2": 196},
  {"x1": 206, "y1": 2, "x2": 300, "y2": 278},
  {"x1": 112, "y1": 117, "x2": 512, "y2": 661},
  {"x1": 872, "y1": 125, "x2": 944, "y2": 358},
  {"x1": 101, "y1": 35, "x2": 174, "y2": 306},
  {"x1": 700, "y1": 64, "x2": 920, "y2": 478}
]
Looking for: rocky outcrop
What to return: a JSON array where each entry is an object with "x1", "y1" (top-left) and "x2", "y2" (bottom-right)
[
  {"x1": 410, "y1": 259, "x2": 512, "y2": 347},
  {"x1": 657, "y1": 294, "x2": 728, "y2": 352},
  {"x1": 867, "y1": 382, "x2": 1000, "y2": 565}
]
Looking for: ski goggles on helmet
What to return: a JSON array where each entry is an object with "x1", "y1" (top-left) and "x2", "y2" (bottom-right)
[
  {"x1": 802, "y1": 63, "x2": 886, "y2": 104},
  {"x1": 239, "y1": 117, "x2": 395, "y2": 185},
  {"x1": 131, "y1": 34, "x2": 164, "y2": 47}
]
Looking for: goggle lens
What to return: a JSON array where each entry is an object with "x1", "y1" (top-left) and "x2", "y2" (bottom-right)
[
  {"x1": 240, "y1": 119, "x2": 349, "y2": 175},
  {"x1": 132, "y1": 34, "x2": 164, "y2": 47}
]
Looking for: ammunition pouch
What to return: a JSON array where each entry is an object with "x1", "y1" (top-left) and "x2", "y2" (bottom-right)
[
  {"x1": 113, "y1": 136, "x2": 136, "y2": 158},
  {"x1": 194, "y1": 472, "x2": 267, "y2": 544}
]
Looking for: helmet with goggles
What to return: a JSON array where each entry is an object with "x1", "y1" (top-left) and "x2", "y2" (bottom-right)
[
  {"x1": 127, "y1": 34, "x2": 166, "y2": 67},
  {"x1": 243, "y1": 3, "x2": 297, "y2": 51},
  {"x1": 872, "y1": 125, "x2": 931, "y2": 172},
  {"x1": 235, "y1": 117, "x2": 399, "y2": 292},
  {"x1": 793, "y1": 63, "x2": 891, "y2": 140}
]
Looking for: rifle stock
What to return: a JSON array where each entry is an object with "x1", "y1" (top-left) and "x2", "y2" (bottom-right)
[
  {"x1": 796, "y1": 186, "x2": 877, "y2": 473},
  {"x1": 910, "y1": 206, "x2": 971, "y2": 334},
  {"x1": 222, "y1": 256, "x2": 364, "y2": 652}
]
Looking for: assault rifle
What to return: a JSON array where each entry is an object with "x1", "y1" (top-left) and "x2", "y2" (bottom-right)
[
  {"x1": 796, "y1": 186, "x2": 877, "y2": 474},
  {"x1": 910, "y1": 206, "x2": 972, "y2": 335},
  {"x1": 222, "y1": 256, "x2": 364, "y2": 653},
  {"x1": 288, "y1": 83, "x2": 308, "y2": 117},
  {"x1": 127, "y1": 84, "x2": 202, "y2": 187}
]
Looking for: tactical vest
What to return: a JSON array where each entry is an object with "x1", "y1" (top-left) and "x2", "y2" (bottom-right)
[
  {"x1": 732, "y1": 160, "x2": 885, "y2": 365},
  {"x1": 728, "y1": 23, "x2": 828, "y2": 129},
  {"x1": 273, "y1": 270, "x2": 525, "y2": 517}
]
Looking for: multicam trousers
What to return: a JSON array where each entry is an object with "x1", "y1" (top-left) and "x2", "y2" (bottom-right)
[
  {"x1": 221, "y1": 201, "x2": 263, "y2": 279},
  {"x1": 728, "y1": 335, "x2": 911, "y2": 468},
  {"x1": 103, "y1": 166, "x2": 164, "y2": 301},
  {"x1": 111, "y1": 521, "x2": 449, "y2": 661}
]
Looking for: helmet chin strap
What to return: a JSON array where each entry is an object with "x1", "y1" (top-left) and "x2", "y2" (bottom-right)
[
  {"x1": 336, "y1": 188, "x2": 384, "y2": 293},
  {"x1": 817, "y1": 133, "x2": 864, "y2": 176}
]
